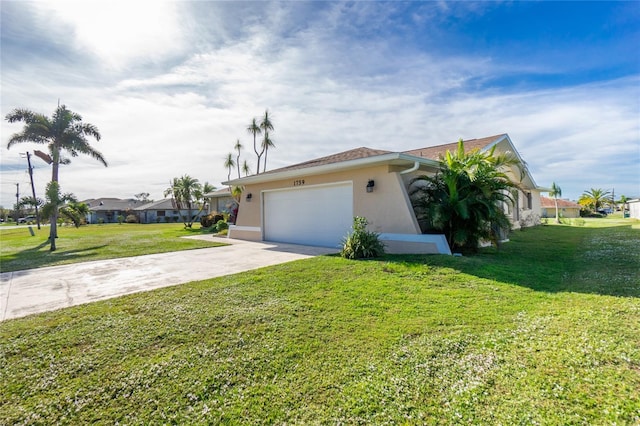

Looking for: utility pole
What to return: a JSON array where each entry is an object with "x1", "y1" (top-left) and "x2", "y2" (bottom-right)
[{"x1": 26, "y1": 152, "x2": 41, "y2": 229}]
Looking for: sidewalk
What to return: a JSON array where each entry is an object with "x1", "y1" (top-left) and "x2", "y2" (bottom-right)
[{"x1": 1, "y1": 237, "x2": 336, "y2": 321}]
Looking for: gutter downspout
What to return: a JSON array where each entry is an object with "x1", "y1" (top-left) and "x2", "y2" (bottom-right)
[{"x1": 399, "y1": 161, "x2": 420, "y2": 175}]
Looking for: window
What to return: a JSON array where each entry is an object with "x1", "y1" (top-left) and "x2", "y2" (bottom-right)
[
  {"x1": 157, "y1": 211, "x2": 165, "y2": 217},
  {"x1": 526, "y1": 192, "x2": 532, "y2": 209}
]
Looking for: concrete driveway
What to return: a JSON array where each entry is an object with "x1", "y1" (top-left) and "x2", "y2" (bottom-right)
[{"x1": 1, "y1": 237, "x2": 337, "y2": 321}]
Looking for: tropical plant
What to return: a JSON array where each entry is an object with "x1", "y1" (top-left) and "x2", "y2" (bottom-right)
[
  {"x1": 259, "y1": 109, "x2": 274, "y2": 173},
  {"x1": 242, "y1": 160, "x2": 252, "y2": 176},
  {"x1": 164, "y1": 175, "x2": 209, "y2": 228},
  {"x1": 410, "y1": 139, "x2": 523, "y2": 252},
  {"x1": 246, "y1": 118, "x2": 262, "y2": 174},
  {"x1": 549, "y1": 182, "x2": 562, "y2": 224},
  {"x1": 261, "y1": 134, "x2": 276, "y2": 173},
  {"x1": 618, "y1": 195, "x2": 629, "y2": 212},
  {"x1": 579, "y1": 188, "x2": 612, "y2": 213},
  {"x1": 234, "y1": 139, "x2": 243, "y2": 179},
  {"x1": 224, "y1": 153, "x2": 235, "y2": 181},
  {"x1": 340, "y1": 216, "x2": 385, "y2": 259},
  {"x1": 5, "y1": 105, "x2": 106, "y2": 250}
]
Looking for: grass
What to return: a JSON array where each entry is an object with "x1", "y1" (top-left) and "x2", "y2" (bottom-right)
[
  {"x1": 0, "y1": 223, "x2": 225, "y2": 273},
  {"x1": 1, "y1": 218, "x2": 639, "y2": 424}
]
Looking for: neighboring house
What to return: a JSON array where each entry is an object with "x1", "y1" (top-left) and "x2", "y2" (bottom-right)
[
  {"x1": 205, "y1": 187, "x2": 238, "y2": 216},
  {"x1": 540, "y1": 196, "x2": 582, "y2": 219},
  {"x1": 85, "y1": 198, "x2": 207, "y2": 224},
  {"x1": 223, "y1": 133, "x2": 544, "y2": 254},
  {"x1": 629, "y1": 199, "x2": 640, "y2": 219},
  {"x1": 133, "y1": 199, "x2": 205, "y2": 224},
  {"x1": 84, "y1": 198, "x2": 144, "y2": 224}
]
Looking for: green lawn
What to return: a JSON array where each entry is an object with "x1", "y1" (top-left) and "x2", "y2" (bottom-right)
[
  {"x1": 0, "y1": 223, "x2": 225, "y2": 272},
  {"x1": 1, "y1": 219, "x2": 639, "y2": 424}
]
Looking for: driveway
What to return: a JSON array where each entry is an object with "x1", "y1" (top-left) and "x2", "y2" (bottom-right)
[{"x1": 0, "y1": 237, "x2": 337, "y2": 321}]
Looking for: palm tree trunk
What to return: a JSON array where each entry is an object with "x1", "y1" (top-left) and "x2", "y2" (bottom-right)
[
  {"x1": 49, "y1": 157, "x2": 60, "y2": 251},
  {"x1": 554, "y1": 198, "x2": 560, "y2": 224}
]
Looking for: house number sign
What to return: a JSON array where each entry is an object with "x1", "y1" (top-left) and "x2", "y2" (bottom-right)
[{"x1": 293, "y1": 179, "x2": 305, "y2": 186}]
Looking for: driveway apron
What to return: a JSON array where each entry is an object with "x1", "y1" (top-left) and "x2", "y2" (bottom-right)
[{"x1": 1, "y1": 237, "x2": 336, "y2": 321}]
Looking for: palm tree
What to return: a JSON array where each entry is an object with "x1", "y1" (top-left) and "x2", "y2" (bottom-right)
[
  {"x1": 580, "y1": 188, "x2": 612, "y2": 213},
  {"x1": 242, "y1": 160, "x2": 252, "y2": 176},
  {"x1": 261, "y1": 134, "x2": 276, "y2": 173},
  {"x1": 246, "y1": 118, "x2": 262, "y2": 174},
  {"x1": 224, "y1": 152, "x2": 236, "y2": 182},
  {"x1": 259, "y1": 109, "x2": 274, "y2": 173},
  {"x1": 549, "y1": 182, "x2": 562, "y2": 223},
  {"x1": 234, "y1": 139, "x2": 243, "y2": 179},
  {"x1": 164, "y1": 175, "x2": 203, "y2": 228},
  {"x1": 410, "y1": 139, "x2": 523, "y2": 252},
  {"x1": 5, "y1": 105, "x2": 106, "y2": 251}
]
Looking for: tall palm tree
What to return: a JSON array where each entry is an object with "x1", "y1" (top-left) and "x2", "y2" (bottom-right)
[
  {"x1": 164, "y1": 175, "x2": 203, "y2": 228},
  {"x1": 246, "y1": 118, "x2": 262, "y2": 174},
  {"x1": 5, "y1": 105, "x2": 106, "y2": 251},
  {"x1": 261, "y1": 134, "x2": 275, "y2": 173},
  {"x1": 234, "y1": 139, "x2": 243, "y2": 179},
  {"x1": 410, "y1": 139, "x2": 523, "y2": 252},
  {"x1": 260, "y1": 109, "x2": 274, "y2": 173},
  {"x1": 224, "y1": 152, "x2": 236, "y2": 182},
  {"x1": 549, "y1": 182, "x2": 562, "y2": 223},
  {"x1": 242, "y1": 160, "x2": 252, "y2": 176}
]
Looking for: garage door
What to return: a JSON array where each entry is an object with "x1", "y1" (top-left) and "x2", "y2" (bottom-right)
[{"x1": 263, "y1": 182, "x2": 353, "y2": 248}]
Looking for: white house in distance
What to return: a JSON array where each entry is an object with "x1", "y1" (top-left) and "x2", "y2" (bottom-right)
[{"x1": 223, "y1": 134, "x2": 544, "y2": 254}]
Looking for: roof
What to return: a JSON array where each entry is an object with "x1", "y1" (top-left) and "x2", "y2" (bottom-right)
[
  {"x1": 223, "y1": 133, "x2": 537, "y2": 188},
  {"x1": 403, "y1": 134, "x2": 507, "y2": 160},
  {"x1": 84, "y1": 198, "x2": 143, "y2": 211},
  {"x1": 540, "y1": 196, "x2": 582, "y2": 209},
  {"x1": 204, "y1": 187, "x2": 234, "y2": 198},
  {"x1": 265, "y1": 147, "x2": 393, "y2": 174},
  {"x1": 134, "y1": 199, "x2": 177, "y2": 211}
]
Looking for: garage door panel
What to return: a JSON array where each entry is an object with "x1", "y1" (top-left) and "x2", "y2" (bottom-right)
[{"x1": 264, "y1": 183, "x2": 353, "y2": 248}]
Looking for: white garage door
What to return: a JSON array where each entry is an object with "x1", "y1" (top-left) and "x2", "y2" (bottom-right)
[{"x1": 263, "y1": 182, "x2": 353, "y2": 248}]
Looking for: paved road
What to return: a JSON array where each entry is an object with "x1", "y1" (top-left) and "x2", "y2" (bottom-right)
[{"x1": 1, "y1": 237, "x2": 337, "y2": 321}]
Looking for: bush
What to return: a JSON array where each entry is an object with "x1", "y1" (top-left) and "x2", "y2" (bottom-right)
[
  {"x1": 215, "y1": 220, "x2": 229, "y2": 233},
  {"x1": 340, "y1": 216, "x2": 385, "y2": 260},
  {"x1": 125, "y1": 215, "x2": 138, "y2": 224},
  {"x1": 201, "y1": 213, "x2": 224, "y2": 228}
]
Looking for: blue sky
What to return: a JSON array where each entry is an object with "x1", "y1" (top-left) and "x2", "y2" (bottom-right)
[{"x1": 1, "y1": 1, "x2": 639, "y2": 207}]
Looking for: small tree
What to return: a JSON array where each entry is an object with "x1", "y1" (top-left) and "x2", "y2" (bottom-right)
[
  {"x1": 410, "y1": 139, "x2": 523, "y2": 252},
  {"x1": 549, "y1": 182, "x2": 562, "y2": 224},
  {"x1": 164, "y1": 175, "x2": 208, "y2": 228}
]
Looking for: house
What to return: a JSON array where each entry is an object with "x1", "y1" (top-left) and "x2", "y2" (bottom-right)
[
  {"x1": 85, "y1": 198, "x2": 207, "y2": 224},
  {"x1": 223, "y1": 134, "x2": 544, "y2": 254},
  {"x1": 204, "y1": 187, "x2": 238, "y2": 219},
  {"x1": 629, "y1": 199, "x2": 640, "y2": 219},
  {"x1": 540, "y1": 196, "x2": 582, "y2": 219},
  {"x1": 133, "y1": 199, "x2": 206, "y2": 224},
  {"x1": 84, "y1": 198, "x2": 144, "y2": 224}
]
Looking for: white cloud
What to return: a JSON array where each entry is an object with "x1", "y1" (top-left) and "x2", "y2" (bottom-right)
[{"x1": 43, "y1": 1, "x2": 185, "y2": 69}]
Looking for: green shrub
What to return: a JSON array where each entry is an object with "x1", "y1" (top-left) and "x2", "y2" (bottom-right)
[
  {"x1": 201, "y1": 213, "x2": 224, "y2": 228},
  {"x1": 215, "y1": 220, "x2": 229, "y2": 233},
  {"x1": 340, "y1": 216, "x2": 385, "y2": 260},
  {"x1": 117, "y1": 215, "x2": 124, "y2": 224}
]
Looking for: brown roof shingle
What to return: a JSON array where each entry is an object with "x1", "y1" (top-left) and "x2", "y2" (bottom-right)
[
  {"x1": 403, "y1": 134, "x2": 507, "y2": 160},
  {"x1": 264, "y1": 147, "x2": 393, "y2": 174}
]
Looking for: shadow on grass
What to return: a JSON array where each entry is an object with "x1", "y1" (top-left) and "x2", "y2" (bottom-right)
[
  {"x1": 384, "y1": 224, "x2": 640, "y2": 298},
  {"x1": 2, "y1": 244, "x2": 109, "y2": 273}
]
